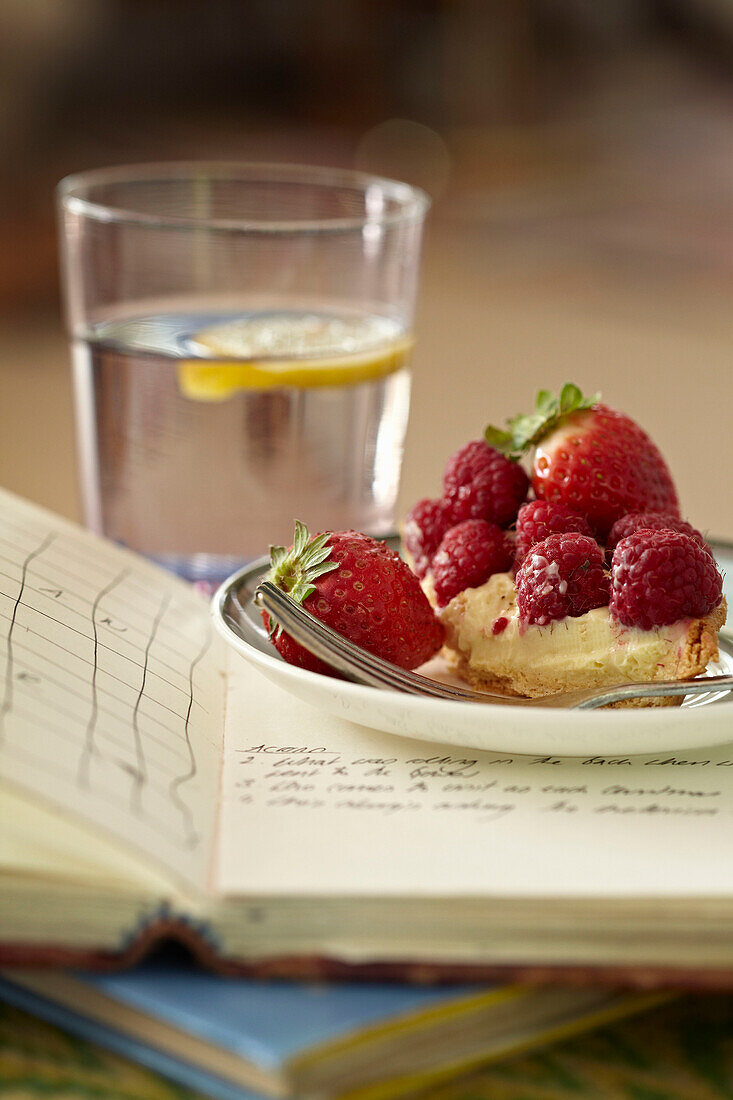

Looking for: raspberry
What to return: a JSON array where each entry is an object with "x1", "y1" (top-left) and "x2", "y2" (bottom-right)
[
  {"x1": 402, "y1": 497, "x2": 455, "y2": 579},
  {"x1": 443, "y1": 440, "x2": 529, "y2": 528},
  {"x1": 610, "y1": 529, "x2": 723, "y2": 630},
  {"x1": 432, "y1": 519, "x2": 512, "y2": 608},
  {"x1": 607, "y1": 512, "x2": 710, "y2": 557},
  {"x1": 514, "y1": 500, "x2": 594, "y2": 569},
  {"x1": 516, "y1": 533, "x2": 610, "y2": 627}
]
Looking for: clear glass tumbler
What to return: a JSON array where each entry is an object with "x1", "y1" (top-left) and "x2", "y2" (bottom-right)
[{"x1": 57, "y1": 163, "x2": 429, "y2": 583}]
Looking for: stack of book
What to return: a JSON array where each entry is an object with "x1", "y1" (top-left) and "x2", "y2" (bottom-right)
[{"x1": 0, "y1": 964, "x2": 660, "y2": 1099}]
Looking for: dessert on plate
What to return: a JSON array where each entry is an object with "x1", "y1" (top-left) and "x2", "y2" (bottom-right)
[
  {"x1": 262, "y1": 385, "x2": 725, "y2": 706},
  {"x1": 403, "y1": 385, "x2": 726, "y2": 702}
]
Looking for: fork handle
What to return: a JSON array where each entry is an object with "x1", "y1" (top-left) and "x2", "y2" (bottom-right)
[{"x1": 574, "y1": 674, "x2": 733, "y2": 709}]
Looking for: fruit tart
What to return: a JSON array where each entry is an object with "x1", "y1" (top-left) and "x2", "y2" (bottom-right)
[{"x1": 403, "y1": 385, "x2": 727, "y2": 702}]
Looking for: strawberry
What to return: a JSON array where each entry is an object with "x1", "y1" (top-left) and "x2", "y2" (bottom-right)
[
  {"x1": 485, "y1": 384, "x2": 679, "y2": 539},
  {"x1": 263, "y1": 521, "x2": 444, "y2": 676}
]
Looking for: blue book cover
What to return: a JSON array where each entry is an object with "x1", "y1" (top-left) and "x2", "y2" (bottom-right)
[
  {"x1": 79, "y1": 965, "x2": 471, "y2": 1068},
  {"x1": 0, "y1": 966, "x2": 485, "y2": 1099},
  {"x1": 0, "y1": 964, "x2": 662, "y2": 1100}
]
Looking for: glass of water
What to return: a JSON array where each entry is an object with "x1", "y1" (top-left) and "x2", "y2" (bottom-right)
[{"x1": 57, "y1": 163, "x2": 429, "y2": 583}]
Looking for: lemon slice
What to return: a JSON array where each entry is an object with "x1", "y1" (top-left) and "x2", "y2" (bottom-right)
[{"x1": 178, "y1": 313, "x2": 413, "y2": 401}]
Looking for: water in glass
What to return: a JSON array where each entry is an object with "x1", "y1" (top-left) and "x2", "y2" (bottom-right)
[{"x1": 71, "y1": 309, "x2": 412, "y2": 583}]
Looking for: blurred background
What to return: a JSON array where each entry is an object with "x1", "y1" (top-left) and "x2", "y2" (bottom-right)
[{"x1": 2, "y1": 0, "x2": 733, "y2": 536}]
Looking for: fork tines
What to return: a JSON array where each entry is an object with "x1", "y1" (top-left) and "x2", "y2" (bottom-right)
[{"x1": 254, "y1": 581, "x2": 480, "y2": 700}]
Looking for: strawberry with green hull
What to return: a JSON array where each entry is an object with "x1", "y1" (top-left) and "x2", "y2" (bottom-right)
[
  {"x1": 263, "y1": 522, "x2": 444, "y2": 677},
  {"x1": 485, "y1": 384, "x2": 680, "y2": 539}
]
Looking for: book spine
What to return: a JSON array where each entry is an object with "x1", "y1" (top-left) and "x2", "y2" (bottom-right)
[
  {"x1": 3, "y1": 934, "x2": 733, "y2": 991},
  {"x1": 118, "y1": 902, "x2": 222, "y2": 957},
  {"x1": 0, "y1": 908, "x2": 222, "y2": 972}
]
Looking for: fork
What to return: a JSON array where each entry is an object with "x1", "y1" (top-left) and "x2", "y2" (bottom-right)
[{"x1": 254, "y1": 581, "x2": 733, "y2": 710}]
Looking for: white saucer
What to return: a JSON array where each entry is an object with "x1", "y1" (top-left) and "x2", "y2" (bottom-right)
[{"x1": 212, "y1": 540, "x2": 733, "y2": 757}]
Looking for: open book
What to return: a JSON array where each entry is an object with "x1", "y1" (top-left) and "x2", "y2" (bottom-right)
[{"x1": 2, "y1": 487, "x2": 733, "y2": 987}]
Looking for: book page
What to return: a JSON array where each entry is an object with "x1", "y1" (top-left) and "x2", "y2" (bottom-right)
[
  {"x1": 218, "y1": 660, "x2": 733, "y2": 897},
  {"x1": 0, "y1": 490, "x2": 225, "y2": 892}
]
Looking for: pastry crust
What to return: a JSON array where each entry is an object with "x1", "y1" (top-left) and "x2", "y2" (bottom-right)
[
  {"x1": 674, "y1": 599, "x2": 727, "y2": 677},
  {"x1": 446, "y1": 598, "x2": 727, "y2": 707}
]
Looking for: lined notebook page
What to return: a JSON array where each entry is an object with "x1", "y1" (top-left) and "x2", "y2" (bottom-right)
[
  {"x1": 0, "y1": 490, "x2": 225, "y2": 892},
  {"x1": 218, "y1": 660, "x2": 733, "y2": 898}
]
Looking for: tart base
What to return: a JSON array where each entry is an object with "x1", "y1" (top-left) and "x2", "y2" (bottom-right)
[{"x1": 444, "y1": 599, "x2": 727, "y2": 707}]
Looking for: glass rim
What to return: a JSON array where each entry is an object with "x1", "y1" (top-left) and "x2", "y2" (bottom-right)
[{"x1": 56, "y1": 161, "x2": 431, "y2": 234}]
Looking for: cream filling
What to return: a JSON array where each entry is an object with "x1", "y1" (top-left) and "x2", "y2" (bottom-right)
[{"x1": 439, "y1": 573, "x2": 691, "y2": 691}]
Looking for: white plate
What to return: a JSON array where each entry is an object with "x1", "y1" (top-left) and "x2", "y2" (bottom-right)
[{"x1": 212, "y1": 540, "x2": 733, "y2": 757}]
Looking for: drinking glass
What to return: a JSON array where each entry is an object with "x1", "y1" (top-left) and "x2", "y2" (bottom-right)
[{"x1": 57, "y1": 163, "x2": 429, "y2": 582}]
